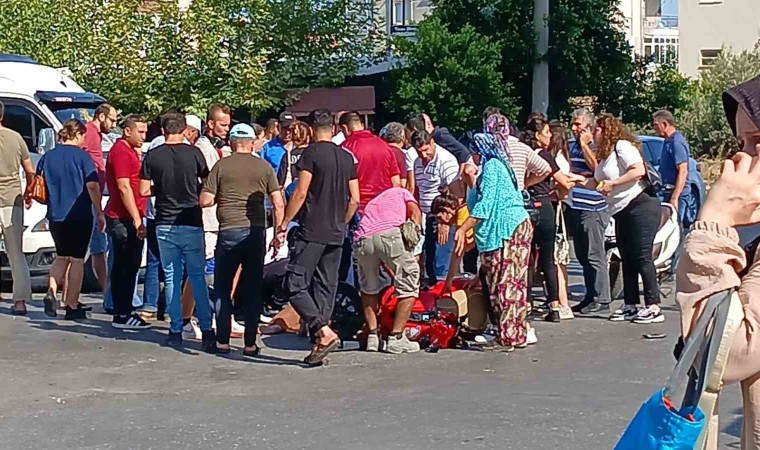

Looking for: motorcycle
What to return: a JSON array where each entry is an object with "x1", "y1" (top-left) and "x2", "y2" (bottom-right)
[{"x1": 605, "y1": 202, "x2": 681, "y2": 300}]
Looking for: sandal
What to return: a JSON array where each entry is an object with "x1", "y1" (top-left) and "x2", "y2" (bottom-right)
[
  {"x1": 216, "y1": 344, "x2": 231, "y2": 355},
  {"x1": 242, "y1": 345, "x2": 261, "y2": 357},
  {"x1": 304, "y1": 338, "x2": 339, "y2": 366}
]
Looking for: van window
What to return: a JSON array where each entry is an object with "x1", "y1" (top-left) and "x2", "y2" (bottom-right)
[{"x1": 0, "y1": 99, "x2": 50, "y2": 151}]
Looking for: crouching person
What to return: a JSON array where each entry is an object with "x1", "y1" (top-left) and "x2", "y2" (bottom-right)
[{"x1": 354, "y1": 187, "x2": 422, "y2": 353}]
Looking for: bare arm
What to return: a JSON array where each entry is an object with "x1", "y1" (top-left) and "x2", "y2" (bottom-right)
[
  {"x1": 609, "y1": 162, "x2": 645, "y2": 187},
  {"x1": 552, "y1": 171, "x2": 579, "y2": 191},
  {"x1": 117, "y1": 178, "x2": 142, "y2": 225},
  {"x1": 280, "y1": 171, "x2": 312, "y2": 229},
  {"x1": 406, "y1": 200, "x2": 422, "y2": 226},
  {"x1": 21, "y1": 158, "x2": 34, "y2": 186},
  {"x1": 671, "y1": 163, "x2": 688, "y2": 206},
  {"x1": 86, "y1": 181, "x2": 103, "y2": 215},
  {"x1": 199, "y1": 191, "x2": 216, "y2": 208},
  {"x1": 391, "y1": 174, "x2": 401, "y2": 188},
  {"x1": 270, "y1": 190, "x2": 285, "y2": 232},
  {"x1": 344, "y1": 179, "x2": 360, "y2": 224},
  {"x1": 406, "y1": 170, "x2": 415, "y2": 195},
  {"x1": 580, "y1": 141, "x2": 598, "y2": 169},
  {"x1": 138, "y1": 179, "x2": 153, "y2": 198}
]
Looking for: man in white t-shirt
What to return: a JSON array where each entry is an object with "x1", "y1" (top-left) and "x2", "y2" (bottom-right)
[{"x1": 410, "y1": 130, "x2": 461, "y2": 284}]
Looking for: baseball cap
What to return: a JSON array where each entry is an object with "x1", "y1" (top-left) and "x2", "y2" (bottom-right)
[
  {"x1": 279, "y1": 111, "x2": 296, "y2": 128},
  {"x1": 229, "y1": 123, "x2": 256, "y2": 139},
  {"x1": 185, "y1": 114, "x2": 202, "y2": 132}
]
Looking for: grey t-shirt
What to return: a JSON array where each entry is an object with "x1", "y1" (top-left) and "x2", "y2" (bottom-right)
[{"x1": 0, "y1": 128, "x2": 30, "y2": 207}]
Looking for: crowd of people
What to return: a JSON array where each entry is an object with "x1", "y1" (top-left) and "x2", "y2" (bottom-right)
[{"x1": 0, "y1": 97, "x2": 699, "y2": 365}]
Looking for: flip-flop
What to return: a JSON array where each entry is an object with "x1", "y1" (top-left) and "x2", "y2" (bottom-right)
[{"x1": 304, "y1": 338, "x2": 339, "y2": 366}]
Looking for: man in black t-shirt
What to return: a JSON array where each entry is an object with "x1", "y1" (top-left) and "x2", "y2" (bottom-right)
[
  {"x1": 272, "y1": 109, "x2": 359, "y2": 366},
  {"x1": 138, "y1": 112, "x2": 216, "y2": 353}
]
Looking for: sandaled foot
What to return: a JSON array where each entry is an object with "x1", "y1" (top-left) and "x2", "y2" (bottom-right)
[
  {"x1": 304, "y1": 338, "x2": 339, "y2": 366},
  {"x1": 242, "y1": 345, "x2": 261, "y2": 357},
  {"x1": 216, "y1": 344, "x2": 231, "y2": 354}
]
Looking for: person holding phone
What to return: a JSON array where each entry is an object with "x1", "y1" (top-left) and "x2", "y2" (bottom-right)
[{"x1": 676, "y1": 75, "x2": 760, "y2": 449}]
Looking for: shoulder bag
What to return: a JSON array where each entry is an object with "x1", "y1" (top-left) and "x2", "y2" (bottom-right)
[{"x1": 554, "y1": 205, "x2": 570, "y2": 266}]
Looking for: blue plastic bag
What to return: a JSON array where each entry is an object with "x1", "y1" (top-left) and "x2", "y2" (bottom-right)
[{"x1": 615, "y1": 389, "x2": 705, "y2": 450}]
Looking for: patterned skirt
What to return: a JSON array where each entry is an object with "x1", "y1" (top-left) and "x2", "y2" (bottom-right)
[{"x1": 480, "y1": 219, "x2": 533, "y2": 347}]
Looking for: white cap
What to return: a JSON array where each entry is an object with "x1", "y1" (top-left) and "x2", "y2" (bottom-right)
[{"x1": 185, "y1": 114, "x2": 202, "y2": 132}]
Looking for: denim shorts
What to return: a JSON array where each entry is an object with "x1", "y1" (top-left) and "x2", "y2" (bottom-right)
[{"x1": 89, "y1": 218, "x2": 108, "y2": 255}]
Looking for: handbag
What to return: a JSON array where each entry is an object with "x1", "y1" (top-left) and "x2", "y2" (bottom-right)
[
  {"x1": 554, "y1": 205, "x2": 570, "y2": 266},
  {"x1": 27, "y1": 170, "x2": 47, "y2": 205},
  {"x1": 615, "y1": 289, "x2": 743, "y2": 450}
]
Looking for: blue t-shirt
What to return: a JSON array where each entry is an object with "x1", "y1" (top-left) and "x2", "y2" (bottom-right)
[
  {"x1": 261, "y1": 136, "x2": 288, "y2": 173},
  {"x1": 660, "y1": 131, "x2": 690, "y2": 186},
  {"x1": 40, "y1": 144, "x2": 98, "y2": 222}
]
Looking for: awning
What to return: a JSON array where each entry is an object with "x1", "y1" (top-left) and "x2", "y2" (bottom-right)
[{"x1": 285, "y1": 86, "x2": 375, "y2": 116}]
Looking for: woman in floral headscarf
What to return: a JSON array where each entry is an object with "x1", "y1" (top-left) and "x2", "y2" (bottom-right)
[
  {"x1": 484, "y1": 114, "x2": 551, "y2": 191},
  {"x1": 454, "y1": 132, "x2": 534, "y2": 350}
]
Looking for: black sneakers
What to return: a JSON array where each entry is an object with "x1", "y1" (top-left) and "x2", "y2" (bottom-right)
[
  {"x1": 165, "y1": 332, "x2": 183, "y2": 348},
  {"x1": 201, "y1": 330, "x2": 217, "y2": 354},
  {"x1": 112, "y1": 313, "x2": 152, "y2": 330},
  {"x1": 64, "y1": 306, "x2": 88, "y2": 321}
]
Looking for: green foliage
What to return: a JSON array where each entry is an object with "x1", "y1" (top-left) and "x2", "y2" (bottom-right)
[
  {"x1": 620, "y1": 59, "x2": 691, "y2": 128},
  {"x1": 679, "y1": 43, "x2": 760, "y2": 158},
  {"x1": 0, "y1": 0, "x2": 380, "y2": 116},
  {"x1": 388, "y1": 17, "x2": 517, "y2": 133}
]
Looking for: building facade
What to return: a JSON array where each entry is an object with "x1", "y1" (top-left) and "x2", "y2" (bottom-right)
[
  {"x1": 679, "y1": 0, "x2": 760, "y2": 77},
  {"x1": 619, "y1": 0, "x2": 679, "y2": 64}
]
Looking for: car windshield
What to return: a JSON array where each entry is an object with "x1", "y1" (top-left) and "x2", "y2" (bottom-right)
[{"x1": 42, "y1": 101, "x2": 97, "y2": 125}]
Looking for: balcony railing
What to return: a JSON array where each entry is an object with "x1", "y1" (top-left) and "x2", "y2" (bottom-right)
[{"x1": 644, "y1": 15, "x2": 679, "y2": 31}]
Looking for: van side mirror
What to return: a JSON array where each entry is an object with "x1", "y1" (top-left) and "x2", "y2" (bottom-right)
[{"x1": 37, "y1": 128, "x2": 56, "y2": 154}]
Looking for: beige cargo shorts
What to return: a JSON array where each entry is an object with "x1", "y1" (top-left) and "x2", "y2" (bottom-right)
[{"x1": 354, "y1": 227, "x2": 420, "y2": 298}]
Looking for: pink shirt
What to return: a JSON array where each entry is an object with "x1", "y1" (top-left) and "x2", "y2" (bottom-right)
[
  {"x1": 354, "y1": 188, "x2": 417, "y2": 241},
  {"x1": 84, "y1": 121, "x2": 105, "y2": 188}
]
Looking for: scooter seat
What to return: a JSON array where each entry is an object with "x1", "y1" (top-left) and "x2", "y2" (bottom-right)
[{"x1": 659, "y1": 206, "x2": 672, "y2": 229}]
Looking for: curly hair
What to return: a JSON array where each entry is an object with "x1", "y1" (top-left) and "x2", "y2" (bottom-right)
[
  {"x1": 594, "y1": 113, "x2": 641, "y2": 160},
  {"x1": 289, "y1": 121, "x2": 311, "y2": 148}
]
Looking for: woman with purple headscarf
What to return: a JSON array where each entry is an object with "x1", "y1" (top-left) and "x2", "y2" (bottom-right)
[{"x1": 454, "y1": 131, "x2": 534, "y2": 350}]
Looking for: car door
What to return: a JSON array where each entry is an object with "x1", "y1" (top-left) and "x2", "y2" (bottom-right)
[{"x1": 0, "y1": 97, "x2": 52, "y2": 152}]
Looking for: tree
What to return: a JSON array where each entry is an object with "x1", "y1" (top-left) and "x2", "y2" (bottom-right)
[
  {"x1": 0, "y1": 0, "x2": 380, "y2": 116},
  {"x1": 679, "y1": 43, "x2": 760, "y2": 158},
  {"x1": 387, "y1": 17, "x2": 517, "y2": 133},
  {"x1": 427, "y1": 0, "x2": 636, "y2": 121}
]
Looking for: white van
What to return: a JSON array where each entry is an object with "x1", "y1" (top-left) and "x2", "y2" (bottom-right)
[{"x1": 0, "y1": 54, "x2": 117, "y2": 291}]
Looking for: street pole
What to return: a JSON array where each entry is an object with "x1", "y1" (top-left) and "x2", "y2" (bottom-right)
[{"x1": 532, "y1": 0, "x2": 549, "y2": 115}]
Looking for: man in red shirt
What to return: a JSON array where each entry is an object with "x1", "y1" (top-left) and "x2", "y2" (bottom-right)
[
  {"x1": 104, "y1": 114, "x2": 150, "y2": 330},
  {"x1": 339, "y1": 112, "x2": 400, "y2": 214},
  {"x1": 84, "y1": 103, "x2": 118, "y2": 294}
]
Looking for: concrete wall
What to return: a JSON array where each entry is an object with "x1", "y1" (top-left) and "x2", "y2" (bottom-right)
[{"x1": 679, "y1": 0, "x2": 760, "y2": 77}]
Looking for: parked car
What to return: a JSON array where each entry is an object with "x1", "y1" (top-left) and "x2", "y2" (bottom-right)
[{"x1": 0, "y1": 53, "x2": 144, "y2": 292}]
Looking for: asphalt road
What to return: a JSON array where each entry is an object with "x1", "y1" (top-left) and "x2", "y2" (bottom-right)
[{"x1": 0, "y1": 277, "x2": 744, "y2": 450}]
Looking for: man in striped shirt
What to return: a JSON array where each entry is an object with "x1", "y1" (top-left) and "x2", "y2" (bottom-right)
[
  {"x1": 567, "y1": 108, "x2": 611, "y2": 314},
  {"x1": 411, "y1": 130, "x2": 461, "y2": 284}
]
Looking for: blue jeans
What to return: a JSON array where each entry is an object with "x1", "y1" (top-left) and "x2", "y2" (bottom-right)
[
  {"x1": 156, "y1": 225, "x2": 213, "y2": 334},
  {"x1": 142, "y1": 219, "x2": 163, "y2": 308},
  {"x1": 103, "y1": 234, "x2": 141, "y2": 310}
]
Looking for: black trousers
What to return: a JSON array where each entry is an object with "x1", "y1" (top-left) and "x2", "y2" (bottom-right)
[
  {"x1": 463, "y1": 247, "x2": 478, "y2": 274},
  {"x1": 285, "y1": 238, "x2": 343, "y2": 336},
  {"x1": 214, "y1": 227, "x2": 265, "y2": 347},
  {"x1": 614, "y1": 192, "x2": 661, "y2": 306},
  {"x1": 532, "y1": 199, "x2": 559, "y2": 301},
  {"x1": 424, "y1": 214, "x2": 438, "y2": 283},
  {"x1": 107, "y1": 218, "x2": 144, "y2": 317}
]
